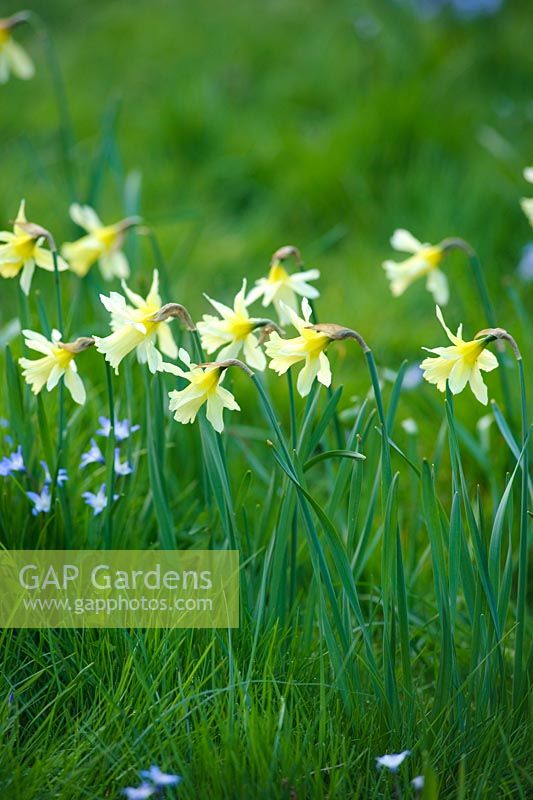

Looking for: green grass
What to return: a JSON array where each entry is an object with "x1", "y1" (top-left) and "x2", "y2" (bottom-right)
[{"x1": 0, "y1": 0, "x2": 532, "y2": 798}]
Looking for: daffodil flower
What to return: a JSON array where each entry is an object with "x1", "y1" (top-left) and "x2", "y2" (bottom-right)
[
  {"x1": 61, "y1": 204, "x2": 140, "y2": 280},
  {"x1": 197, "y1": 280, "x2": 268, "y2": 370},
  {"x1": 0, "y1": 200, "x2": 68, "y2": 295},
  {"x1": 0, "y1": 14, "x2": 34, "y2": 84},
  {"x1": 94, "y1": 270, "x2": 190, "y2": 374},
  {"x1": 162, "y1": 349, "x2": 240, "y2": 433},
  {"x1": 420, "y1": 306, "x2": 499, "y2": 404},
  {"x1": 265, "y1": 298, "x2": 332, "y2": 397},
  {"x1": 383, "y1": 229, "x2": 448, "y2": 304},
  {"x1": 19, "y1": 329, "x2": 94, "y2": 405},
  {"x1": 247, "y1": 245, "x2": 320, "y2": 325},
  {"x1": 520, "y1": 167, "x2": 533, "y2": 228}
]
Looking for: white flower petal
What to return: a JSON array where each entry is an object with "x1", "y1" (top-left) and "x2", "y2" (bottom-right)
[{"x1": 390, "y1": 228, "x2": 423, "y2": 254}]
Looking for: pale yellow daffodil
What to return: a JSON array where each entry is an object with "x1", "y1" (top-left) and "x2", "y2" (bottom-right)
[
  {"x1": 19, "y1": 329, "x2": 94, "y2": 405},
  {"x1": 61, "y1": 204, "x2": 139, "y2": 280},
  {"x1": 197, "y1": 280, "x2": 267, "y2": 370},
  {"x1": 0, "y1": 14, "x2": 34, "y2": 84},
  {"x1": 265, "y1": 298, "x2": 332, "y2": 397},
  {"x1": 420, "y1": 306, "x2": 498, "y2": 405},
  {"x1": 94, "y1": 270, "x2": 180, "y2": 374},
  {"x1": 383, "y1": 229, "x2": 448, "y2": 304},
  {"x1": 162, "y1": 349, "x2": 240, "y2": 433},
  {"x1": 247, "y1": 246, "x2": 320, "y2": 325},
  {"x1": 520, "y1": 167, "x2": 533, "y2": 228},
  {"x1": 0, "y1": 200, "x2": 68, "y2": 295}
]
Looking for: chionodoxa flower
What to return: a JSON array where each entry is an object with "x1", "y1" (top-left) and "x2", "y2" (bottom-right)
[
  {"x1": 247, "y1": 245, "x2": 320, "y2": 325},
  {"x1": 0, "y1": 200, "x2": 68, "y2": 295},
  {"x1": 197, "y1": 279, "x2": 279, "y2": 370},
  {"x1": 19, "y1": 329, "x2": 94, "y2": 405},
  {"x1": 420, "y1": 306, "x2": 500, "y2": 404},
  {"x1": 94, "y1": 270, "x2": 194, "y2": 374},
  {"x1": 61, "y1": 204, "x2": 140, "y2": 280},
  {"x1": 0, "y1": 13, "x2": 34, "y2": 84},
  {"x1": 383, "y1": 228, "x2": 453, "y2": 304},
  {"x1": 161, "y1": 349, "x2": 242, "y2": 433}
]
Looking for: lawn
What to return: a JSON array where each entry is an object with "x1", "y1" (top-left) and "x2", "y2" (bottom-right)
[{"x1": 0, "y1": 0, "x2": 531, "y2": 797}]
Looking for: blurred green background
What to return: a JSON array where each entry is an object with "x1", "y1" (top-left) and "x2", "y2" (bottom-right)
[{"x1": 1, "y1": 0, "x2": 531, "y2": 378}]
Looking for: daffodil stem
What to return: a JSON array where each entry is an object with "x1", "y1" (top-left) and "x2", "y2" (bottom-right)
[
  {"x1": 17, "y1": 287, "x2": 29, "y2": 333},
  {"x1": 52, "y1": 250, "x2": 66, "y2": 490},
  {"x1": 103, "y1": 361, "x2": 116, "y2": 549},
  {"x1": 468, "y1": 252, "x2": 513, "y2": 420},
  {"x1": 513, "y1": 357, "x2": 529, "y2": 708},
  {"x1": 146, "y1": 229, "x2": 171, "y2": 304},
  {"x1": 52, "y1": 250, "x2": 64, "y2": 334},
  {"x1": 309, "y1": 298, "x2": 344, "y2": 449},
  {"x1": 250, "y1": 375, "x2": 292, "y2": 468},
  {"x1": 365, "y1": 350, "x2": 392, "y2": 491},
  {"x1": 287, "y1": 369, "x2": 298, "y2": 451}
]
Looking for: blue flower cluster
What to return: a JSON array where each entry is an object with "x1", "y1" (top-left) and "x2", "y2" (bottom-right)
[
  {"x1": 0, "y1": 415, "x2": 139, "y2": 517},
  {"x1": 123, "y1": 765, "x2": 182, "y2": 798},
  {"x1": 81, "y1": 416, "x2": 138, "y2": 516},
  {"x1": 0, "y1": 420, "x2": 59, "y2": 516}
]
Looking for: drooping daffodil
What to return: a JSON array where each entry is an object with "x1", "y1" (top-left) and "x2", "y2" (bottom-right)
[
  {"x1": 265, "y1": 298, "x2": 332, "y2": 397},
  {"x1": 520, "y1": 167, "x2": 533, "y2": 228},
  {"x1": 247, "y1": 245, "x2": 320, "y2": 325},
  {"x1": 197, "y1": 280, "x2": 270, "y2": 370},
  {"x1": 94, "y1": 270, "x2": 192, "y2": 374},
  {"x1": 383, "y1": 229, "x2": 449, "y2": 304},
  {"x1": 61, "y1": 204, "x2": 140, "y2": 280},
  {"x1": 161, "y1": 349, "x2": 241, "y2": 433},
  {"x1": 0, "y1": 13, "x2": 34, "y2": 84},
  {"x1": 0, "y1": 200, "x2": 68, "y2": 294},
  {"x1": 19, "y1": 329, "x2": 94, "y2": 405},
  {"x1": 420, "y1": 306, "x2": 499, "y2": 404}
]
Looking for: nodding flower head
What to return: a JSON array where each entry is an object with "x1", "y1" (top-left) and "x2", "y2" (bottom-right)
[
  {"x1": 0, "y1": 201, "x2": 68, "y2": 295},
  {"x1": 265, "y1": 298, "x2": 369, "y2": 398},
  {"x1": 246, "y1": 245, "x2": 320, "y2": 325},
  {"x1": 0, "y1": 13, "x2": 34, "y2": 84},
  {"x1": 19, "y1": 329, "x2": 94, "y2": 406},
  {"x1": 161, "y1": 348, "x2": 241, "y2": 433},
  {"x1": 383, "y1": 228, "x2": 451, "y2": 304},
  {"x1": 94, "y1": 270, "x2": 189, "y2": 374},
  {"x1": 420, "y1": 306, "x2": 501, "y2": 405},
  {"x1": 62, "y1": 204, "x2": 141, "y2": 280},
  {"x1": 197, "y1": 279, "x2": 276, "y2": 371}
]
